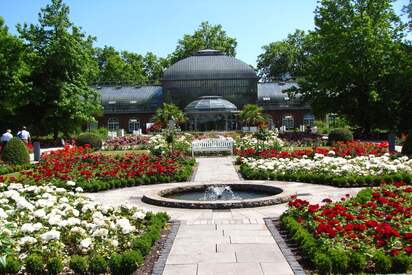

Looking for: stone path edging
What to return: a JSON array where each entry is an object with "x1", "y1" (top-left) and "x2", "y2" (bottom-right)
[
  {"x1": 264, "y1": 217, "x2": 306, "y2": 275},
  {"x1": 151, "y1": 220, "x2": 181, "y2": 275}
]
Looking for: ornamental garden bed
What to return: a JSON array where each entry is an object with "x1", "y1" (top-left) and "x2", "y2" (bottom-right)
[
  {"x1": 0, "y1": 146, "x2": 195, "y2": 192},
  {"x1": 0, "y1": 182, "x2": 169, "y2": 275},
  {"x1": 280, "y1": 183, "x2": 412, "y2": 274},
  {"x1": 0, "y1": 163, "x2": 34, "y2": 176},
  {"x1": 238, "y1": 141, "x2": 412, "y2": 187}
]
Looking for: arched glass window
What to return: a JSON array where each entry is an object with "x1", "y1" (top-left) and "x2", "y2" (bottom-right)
[
  {"x1": 303, "y1": 114, "x2": 315, "y2": 127},
  {"x1": 107, "y1": 118, "x2": 119, "y2": 131},
  {"x1": 128, "y1": 118, "x2": 140, "y2": 132},
  {"x1": 282, "y1": 115, "x2": 294, "y2": 130}
]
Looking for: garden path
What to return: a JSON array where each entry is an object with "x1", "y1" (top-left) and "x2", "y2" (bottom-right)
[{"x1": 86, "y1": 157, "x2": 362, "y2": 275}]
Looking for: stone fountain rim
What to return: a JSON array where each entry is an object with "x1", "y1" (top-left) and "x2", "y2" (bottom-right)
[{"x1": 141, "y1": 182, "x2": 293, "y2": 209}]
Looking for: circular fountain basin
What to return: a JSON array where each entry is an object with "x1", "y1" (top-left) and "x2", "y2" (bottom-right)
[{"x1": 142, "y1": 183, "x2": 292, "y2": 209}]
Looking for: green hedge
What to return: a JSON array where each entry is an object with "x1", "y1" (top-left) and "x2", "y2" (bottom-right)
[
  {"x1": 240, "y1": 164, "x2": 412, "y2": 187},
  {"x1": 1, "y1": 138, "x2": 30, "y2": 165},
  {"x1": 281, "y1": 214, "x2": 411, "y2": 274},
  {"x1": 76, "y1": 132, "x2": 103, "y2": 150},
  {"x1": 328, "y1": 128, "x2": 353, "y2": 145},
  {"x1": 0, "y1": 163, "x2": 34, "y2": 175}
]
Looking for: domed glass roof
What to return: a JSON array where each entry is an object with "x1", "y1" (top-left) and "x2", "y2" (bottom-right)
[
  {"x1": 162, "y1": 49, "x2": 257, "y2": 81},
  {"x1": 184, "y1": 96, "x2": 238, "y2": 113}
]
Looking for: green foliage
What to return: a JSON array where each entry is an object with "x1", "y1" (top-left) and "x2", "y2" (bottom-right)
[
  {"x1": 294, "y1": 0, "x2": 410, "y2": 132},
  {"x1": 132, "y1": 235, "x2": 152, "y2": 256},
  {"x1": 170, "y1": 21, "x2": 237, "y2": 64},
  {"x1": 109, "y1": 251, "x2": 143, "y2": 275},
  {"x1": 329, "y1": 249, "x2": 349, "y2": 274},
  {"x1": 327, "y1": 128, "x2": 353, "y2": 144},
  {"x1": 313, "y1": 252, "x2": 332, "y2": 274},
  {"x1": 108, "y1": 253, "x2": 122, "y2": 275},
  {"x1": 152, "y1": 103, "x2": 187, "y2": 128},
  {"x1": 349, "y1": 252, "x2": 367, "y2": 273},
  {"x1": 1, "y1": 256, "x2": 22, "y2": 274},
  {"x1": 373, "y1": 251, "x2": 392, "y2": 273},
  {"x1": 391, "y1": 253, "x2": 411, "y2": 273},
  {"x1": 17, "y1": 0, "x2": 102, "y2": 137},
  {"x1": 88, "y1": 127, "x2": 108, "y2": 140},
  {"x1": 0, "y1": 17, "x2": 31, "y2": 127},
  {"x1": 257, "y1": 29, "x2": 306, "y2": 81},
  {"x1": 239, "y1": 104, "x2": 266, "y2": 127},
  {"x1": 121, "y1": 250, "x2": 143, "y2": 274},
  {"x1": 1, "y1": 138, "x2": 30, "y2": 165},
  {"x1": 76, "y1": 132, "x2": 102, "y2": 150},
  {"x1": 90, "y1": 255, "x2": 108, "y2": 274},
  {"x1": 402, "y1": 130, "x2": 412, "y2": 155},
  {"x1": 69, "y1": 255, "x2": 89, "y2": 275},
  {"x1": 46, "y1": 257, "x2": 63, "y2": 275},
  {"x1": 25, "y1": 254, "x2": 44, "y2": 275}
]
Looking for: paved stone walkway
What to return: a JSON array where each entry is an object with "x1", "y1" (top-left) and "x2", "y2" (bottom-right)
[
  {"x1": 194, "y1": 157, "x2": 240, "y2": 182},
  {"x1": 86, "y1": 156, "x2": 362, "y2": 275}
]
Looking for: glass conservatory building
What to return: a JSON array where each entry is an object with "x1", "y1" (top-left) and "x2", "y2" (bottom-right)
[{"x1": 95, "y1": 49, "x2": 313, "y2": 132}]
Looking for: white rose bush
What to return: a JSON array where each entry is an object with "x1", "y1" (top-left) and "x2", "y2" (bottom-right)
[
  {"x1": 0, "y1": 181, "x2": 169, "y2": 274},
  {"x1": 240, "y1": 152, "x2": 412, "y2": 187}
]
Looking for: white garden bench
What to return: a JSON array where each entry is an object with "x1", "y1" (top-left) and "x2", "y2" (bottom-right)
[{"x1": 191, "y1": 139, "x2": 234, "y2": 157}]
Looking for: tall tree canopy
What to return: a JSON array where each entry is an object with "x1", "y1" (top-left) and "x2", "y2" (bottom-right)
[
  {"x1": 18, "y1": 0, "x2": 102, "y2": 137},
  {"x1": 295, "y1": 0, "x2": 410, "y2": 132},
  {"x1": 94, "y1": 47, "x2": 167, "y2": 84},
  {"x1": 0, "y1": 17, "x2": 31, "y2": 129},
  {"x1": 170, "y1": 21, "x2": 237, "y2": 64},
  {"x1": 257, "y1": 30, "x2": 307, "y2": 81}
]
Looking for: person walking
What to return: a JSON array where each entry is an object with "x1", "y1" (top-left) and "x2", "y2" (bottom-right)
[
  {"x1": 1, "y1": 129, "x2": 13, "y2": 154},
  {"x1": 17, "y1": 126, "x2": 31, "y2": 144}
]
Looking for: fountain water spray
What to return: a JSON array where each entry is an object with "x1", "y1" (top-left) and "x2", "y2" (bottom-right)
[{"x1": 202, "y1": 186, "x2": 240, "y2": 201}]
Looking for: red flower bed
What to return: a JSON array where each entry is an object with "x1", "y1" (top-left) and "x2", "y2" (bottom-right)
[
  {"x1": 17, "y1": 145, "x2": 193, "y2": 191},
  {"x1": 236, "y1": 141, "x2": 389, "y2": 159},
  {"x1": 286, "y1": 182, "x2": 412, "y2": 257}
]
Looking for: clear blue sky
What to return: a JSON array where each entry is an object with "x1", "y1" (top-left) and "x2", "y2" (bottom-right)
[{"x1": 0, "y1": 0, "x2": 409, "y2": 65}]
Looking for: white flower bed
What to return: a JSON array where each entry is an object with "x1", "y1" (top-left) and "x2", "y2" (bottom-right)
[
  {"x1": 242, "y1": 153, "x2": 412, "y2": 177},
  {"x1": 0, "y1": 182, "x2": 147, "y2": 263},
  {"x1": 148, "y1": 133, "x2": 192, "y2": 155},
  {"x1": 235, "y1": 132, "x2": 284, "y2": 151}
]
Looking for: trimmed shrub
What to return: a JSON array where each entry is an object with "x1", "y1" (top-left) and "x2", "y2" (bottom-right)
[
  {"x1": 328, "y1": 128, "x2": 353, "y2": 145},
  {"x1": 120, "y1": 250, "x2": 143, "y2": 274},
  {"x1": 2, "y1": 256, "x2": 22, "y2": 274},
  {"x1": 76, "y1": 133, "x2": 102, "y2": 150},
  {"x1": 373, "y1": 251, "x2": 392, "y2": 273},
  {"x1": 90, "y1": 255, "x2": 108, "y2": 274},
  {"x1": 314, "y1": 252, "x2": 332, "y2": 274},
  {"x1": 108, "y1": 253, "x2": 123, "y2": 275},
  {"x1": 349, "y1": 252, "x2": 367, "y2": 273},
  {"x1": 391, "y1": 253, "x2": 411, "y2": 273},
  {"x1": 69, "y1": 255, "x2": 89, "y2": 275},
  {"x1": 1, "y1": 138, "x2": 30, "y2": 164},
  {"x1": 25, "y1": 254, "x2": 44, "y2": 274},
  {"x1": 46, "y1": 257, "x2": 63, "y2": 275},
  {"x1": 402, "y1": 130, "x2": 412, "y2": 155},
  {"x1": 132, "y1": 235, "x2": 152, "y2": 256}
]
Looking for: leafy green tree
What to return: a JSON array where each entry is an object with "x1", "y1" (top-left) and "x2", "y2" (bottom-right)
[
  {"x1": 170, "y1": 21, "x2": 237, "y2": 64},
  {"x1": 0, "y1": 17, "x2": 31, "y2": 129},
  {"x1": 239, "y1": 104, "x2": 266, "y2": 127},
  {"x1": 18, "y1": 0, "x2": 102, "y2": 137},
  {"x1": 143, "y1": 52, "x2": 169, "y2": 84},
  {"x1": 295, "y1": 0, "x2": 408, "y2": 132},
  {"x1": 257, "y1": 30, "x2": 307, "y2": 81},
  {"x1": 95, "y1": 46, "x2": 130, "y2": 83},
  {"x1": 152, "y1": 103, "x2": 187, "y2": 128}
]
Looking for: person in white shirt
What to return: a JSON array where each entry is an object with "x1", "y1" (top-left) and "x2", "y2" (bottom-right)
[
  {"x1": 17, "y1": 126, "x2": 31, "y2": 144},
  {"x1": 1, "y1": 129, "x2": 13, "y2": 153}
]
